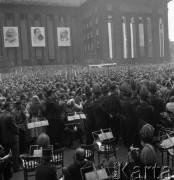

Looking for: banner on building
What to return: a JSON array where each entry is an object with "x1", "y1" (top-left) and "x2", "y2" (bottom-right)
[
  {"x1": 57, "y1": 27, "x2": 71, "y2": 46},
  {"x1": 3, "y1": 27, "x2": 19, "y2": 47},
  {"x1": 31, "y1": 27, "x2": 46, "y2": 47}
]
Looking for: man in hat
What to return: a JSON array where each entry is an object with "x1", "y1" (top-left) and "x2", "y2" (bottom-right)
[
  {"x1": 0, "y1": 102, "x2": 22, "y2": 172},
  {"x1": 135, "y1": 86, "x2": 157, "y2": 130},
  {"x1": 86, "y1": 84, "x2": 110, "y2": 144},
  {"x1": 120, "y1": 83, "x2": 137, "y2": 149},
  {"x1": 44, "y1": 90, "x2": 62, "y2": 146},
  {"x1": 107, "y1": 81, "x2": 121, "y2": 145},
  {"x1": 12, "y1": 101, "x2": 26, "y2": 154}
]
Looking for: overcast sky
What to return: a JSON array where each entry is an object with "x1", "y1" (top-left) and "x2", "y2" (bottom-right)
[{"x1": 168, "y1": 0, "x2": 174, "y2": 41}]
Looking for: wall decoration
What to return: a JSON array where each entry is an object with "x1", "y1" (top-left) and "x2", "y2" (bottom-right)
[
  {"x1": 57, "y1": 27, "x2": 71, "y2": 46},
  {"x1": 31, "y1": 27, "x2": 46, "y2": 47},
  {"x1": 3, "y1": 27, "x2": 19, "y2": 47}
]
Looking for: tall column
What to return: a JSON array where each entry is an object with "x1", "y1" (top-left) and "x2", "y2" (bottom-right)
[
  {"x1": 113, "y1": 10, "x2": 122, "y2": 60},
  {"x1": 100, "y1": 13, "x2": 109, "y2": 60},
  {"x1": 28, "y1": 14, "x2": 35, "y2": 65},
  {"x1": 41, "y1": 14, "x2": 48, "y2": 65},
  {"x1": 164, "y1": 4, "x2": 170, "y2": 60},
  {"x1": 14, "y1": 13, "x2": 22, "y2": 66},
  {"x1": 0, "y1": 14, "x2": 7, "y2": 64},
  {"x1": 66, "y1": 15, "x2": 73, "y2": 64},
  {"x1": 107, "y1": 15, "x2": 114, "y2": 60},
  {"x1": 152, "y1": 8, "x2": 160, "y2": 60},
  {"x1": 54, "y1": 15, "x2": 61, "y2": 64},
  {"x1": 77, "y1": 19, "x2": 84, "y2": 63}
]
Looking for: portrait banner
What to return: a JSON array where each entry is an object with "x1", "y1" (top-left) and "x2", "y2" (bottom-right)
[
  {"x1": 57, "y1": 27, "x2": 71, "y2": 46},
  {"x1": 31, "y1": 27, "x2": 46, "y2": 47},
  {"x1": 3, "y1": 27, "x2": 19, "y2": 47}
]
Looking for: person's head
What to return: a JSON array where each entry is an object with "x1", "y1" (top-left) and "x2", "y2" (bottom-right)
[
  {"x1": 92, "y1": 84, "x2": 101, "y2": 99},
  {"x1": 42, "y1": 148, "x2": 53, "y2": 163},
  {"x1": 101, "y1": 84, "x2": 109, "y2": 96},
  {"x1": 3, "y1": 102, "x2": 12, "y2": 112},
  {"x1": 74, "y1": 148, "x2": 86, "y2": 165},
  {"x1": 14, "y1": 101, "x2": 21, "y2": 110},
  {"x1": 84, "y1": 85, "x2": 92, "y2": 99},
  {"x1": 140, "y1": 86, "x2": 149, "y2": 102},
  {"x1": 37, "y1": 133, "x2": 50, "y2": 148},
  {"x1": 110, "y1": 81, "x2": 117, "y2": 93},
  {"x1": 120, "y1": 83, "x2": 132, "y2": 98},
  {"x1": 140, "y1": 124, "x2": 154, "y2": 146},
  {"x1": 34, "y1": 28, "x2": 41, "y2": 37},
  {"x1": 149, "y1": 81, "x2": 157, "y2": 95},
  {"x1": 31, "y1": 95, "x2": 40, "y2": 104}
]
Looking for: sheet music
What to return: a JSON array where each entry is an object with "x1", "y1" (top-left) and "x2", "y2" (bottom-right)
[{"x1": 162, "y1": 137, "x2": 174, "y2": 149}]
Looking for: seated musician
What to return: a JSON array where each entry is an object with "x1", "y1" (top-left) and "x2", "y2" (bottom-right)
[{"x1": 64, "y1": 148, "x2": 91, "y2": 180}]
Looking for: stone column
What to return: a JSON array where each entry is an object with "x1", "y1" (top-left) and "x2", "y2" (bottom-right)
[
  {"x1": 66, "y1": 15, "x2": 73, "y2": 64},
  {"x1": 14, "y1": 13, "x2": 22, "y2": 66},
  {"x1": 41, "y1": 14, "x2": 48, "y2": 65},
  {"x1": 28, "y1": 14, "x2": 35, "y2": 65},
  {"x1": 0, "y1": 14, "x2": 7, "y2": 64}
]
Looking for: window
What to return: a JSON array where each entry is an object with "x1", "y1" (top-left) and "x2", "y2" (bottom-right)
[
  {"x1": 91, "y1": 32, "x2": 93, "y2": 38},
  {"x1": 87, "y1": 33, "x2": 89, "y2": 40},
  {"x1": 90, "y1": 21, "x2": 92, "y2": 27},
  {"x1": 159, "y1": 18, "x2": 164, "y2": 58},
  {"x1": 96, "y1": 18, "x2": 99, "y2": 24},
  {"x1": 96, "y1": 28, "x2": 99, "y2": 36},
  {"x1": 88, "y1": 44, "x2": 90, "y2": 51},
  {"x1": 86, "y1": 23, "x2": 89, "y2": 29},
  {"x1": 91, "y1": 43, "x2": 94, "y2": 51},
  {"x1": 83, "y1": 24, "x2": 86, "y2": 30},
  {"x1": 84, "y1": 44, "x2": 87, "y2": 53},
  {"x1": 84, "y1": 34, "x2": 86, "y2": 41},
  {"x1": 97, "y1": 41, "x2": 100, "y2": 48},
  {"x1": 139, "y1": 17, "x2": 145, "y2": 57},
  {"x1": 122, "y1": 17, "x2": 128, "y2": 59}
]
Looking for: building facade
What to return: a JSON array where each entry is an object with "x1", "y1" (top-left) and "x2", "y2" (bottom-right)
[{"x1": 0, "y1": 0, "x2": 171, "y2": 67}]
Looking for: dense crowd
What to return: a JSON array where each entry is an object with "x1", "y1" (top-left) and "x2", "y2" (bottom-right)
[{"x1": 0, "y1": 63, "x2": 174, "y2": 180}]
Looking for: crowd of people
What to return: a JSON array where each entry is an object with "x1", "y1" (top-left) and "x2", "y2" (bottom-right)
[{"x1": 0, "y1": 63, "x2": 174, "y2": 180}]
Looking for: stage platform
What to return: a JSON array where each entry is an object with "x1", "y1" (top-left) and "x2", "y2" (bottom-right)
[{"x1": 88, "y1": 63, "x2": 117, "y2": 68}]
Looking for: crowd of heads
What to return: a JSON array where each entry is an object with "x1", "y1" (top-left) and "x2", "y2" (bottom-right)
[{"x1": 0, "y1": 63, "x2": 174, "y2": 108}]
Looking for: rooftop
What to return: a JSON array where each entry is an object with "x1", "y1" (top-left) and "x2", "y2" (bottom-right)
[{"x1": 0, "y1": 0, "x2": 87, "y2": 6}]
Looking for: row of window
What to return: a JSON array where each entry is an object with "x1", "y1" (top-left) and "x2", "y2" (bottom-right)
[
  {"x1": 83, "y1": 28, "x2": 99, "y2": 41},
  {"x1": 84, "y1": 41, "x2": 100, "y2": 53},
  {"x1": 83, "y1": 18, "x2": 99, "y2": 30}
]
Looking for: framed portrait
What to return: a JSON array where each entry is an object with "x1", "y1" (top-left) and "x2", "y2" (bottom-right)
[
  {"x1": 57, "y1": 27, "x2": 71, "y2": 46},
  {"x1": 3, "y1": 27, "x2": 19, "y2": 47},
  {"x1": 31, "y1": 27, "x2": 46, "y2": 47}
]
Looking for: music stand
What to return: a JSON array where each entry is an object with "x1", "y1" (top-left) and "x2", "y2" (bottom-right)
[
  {"x1": 92, "y1": 129, "x2": 114, "y2": 142},
  {"x1": 81, "y1": 163, "x2": 110, "y2": 180}
]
